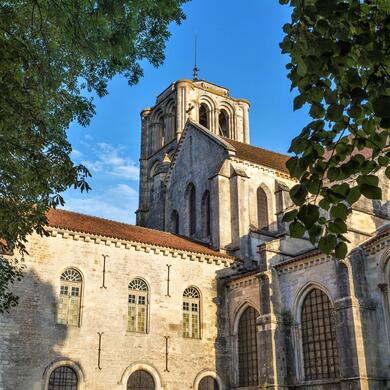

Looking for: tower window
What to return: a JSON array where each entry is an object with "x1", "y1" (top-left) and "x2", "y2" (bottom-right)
[
  {"x1": 199, "y1": 104, "x2": 209, "y2": 128},
  {"x1": 257, "y1": 187, "x2": 269, "y2": 230},
  {"x1": 183, "y1": 287, "x2": 200, "y2": 338},
  {"x1": 218, "y1": 109, "x2": 229, "y2": 137},
  {"x1": 57, "y1": 268, "x2": 82, "y2": 327},
  {"x1": 128, "y1": 278, "x2": 149, "y2": 333},
  {"x1": 186, "y1": 183, "x2": 196, "y2": 236},
  {"x1": 301, "y1": 288, "x2": 339, "y2": 380}
]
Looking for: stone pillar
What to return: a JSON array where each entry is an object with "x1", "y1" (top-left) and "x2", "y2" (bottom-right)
[
  {"x1": 334, "y1": 256, "x2": 372, "y2": 389},
  {"x1": 256, "y1": 245, "x2": 286, "y2": 389},
  {"x1": 242, "y1": 102, "x2": 250, "y2": 144},
  {"x1": 136, "y1": 109, "x2": 152, "y2": 226},
  {"x1": 210, "y1": 174, "x2": 231, "y2": 250},
  {"x1": 175, "y1": 81, "x2": 188, "y2": 139},
  {"x1": 230, "y1": 168, "x2": 250, "y2": 263}
]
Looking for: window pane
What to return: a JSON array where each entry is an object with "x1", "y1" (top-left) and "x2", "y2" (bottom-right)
[
  {"x1": 128, "y1": 306, "x2": 136, "y2": 332},
  {"x1": 183, "y1": 313, "x2": 190, "y2": 338},
  {"x1": 301, "y1": 289, "x2": 340, "y2": 380},
  {"x1": 48, "y1": 366, "x2": 78, "y2": 390},
  {"x1": 67, "y1": 297, "x2": 80, "y2": 327},
  {"x1": 238, "y1": 307, "x2": 259, "y2": 387}
]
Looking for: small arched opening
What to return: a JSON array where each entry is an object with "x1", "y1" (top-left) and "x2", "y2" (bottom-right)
[
  {"x1": 199, "y1": 104, "x2": 209, "y2": 129},
  {"x1": 218, "y1": 109, "x2": 229, "y2": 137}
]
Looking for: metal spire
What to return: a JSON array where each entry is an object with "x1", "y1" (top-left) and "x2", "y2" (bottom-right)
[{"x1": 193, "y1": 35, "x2": 199, "y2": 81}]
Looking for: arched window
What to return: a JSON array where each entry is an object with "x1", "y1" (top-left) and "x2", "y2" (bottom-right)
[
  {"x1": 257, "y1": 187, "x2": 269, "y2": 230},
  {"x1": 199, "y1": 104, "x2": 209, "y2": 128},
  {"x1": 171, "y1": 210, "x2": 179, "y2": 234},
  {"x1": 198, "y1": 376, "x2": 219, "y2": 390},
  {"x1": 48, "y1": 366, "x2": 78, "y2": 390},
  {"x1": 128, "y1": 278, "x2": 149, "y2": 333},
  {"x1": 186, "y1": 183, "x2": 196, "y2": 236},
  {"x1": 127, "y1": 370, "x2": 155, "y2": 390},
  {"x1": 218, "y1": 109, "x2": 229, "y2": 137},
  {"x1": 301, "y1": 288, "x2": 339, "y2": 380},
  {"x1": 202, "y1": 190, "x2": 211, "y2": 238},
  {"x1": 183, "y1": 287, "x2": 200, "y2": 339},
  {"x1": 238, "y1": 307, "x2": 259, "y2": 387},
  {"x1": 57, "y1": 268, "x2": 82, "y2": 327},
  {"x1": 165, "y1": 100, "x2": 176, "y2": 141}
]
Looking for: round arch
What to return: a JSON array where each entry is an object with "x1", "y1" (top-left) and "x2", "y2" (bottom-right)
[
  {"x1": 198, "y1": 96, "x2": 216, "y2": 131},
  {"x1": 193, "y1": 370, "x2": 224, "y2": 390},
  {"x1": 120, "y1": 363, "x2": 163, "y2": 390},
  {"x1": 42, "y1": 359, "x2": 85, "y2": 390}
]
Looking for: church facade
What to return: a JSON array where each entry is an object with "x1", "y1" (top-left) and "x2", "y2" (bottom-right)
[{"x1": 1, "y1": 79, "x2": 390, "y2": 390}]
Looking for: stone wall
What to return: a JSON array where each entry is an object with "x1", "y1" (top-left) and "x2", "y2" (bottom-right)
[{"x1": 0, "y1": 230, "x2": 232, "y2": 390}]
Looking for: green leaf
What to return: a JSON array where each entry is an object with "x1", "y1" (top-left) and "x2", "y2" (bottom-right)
[
  {"x1": 357, "y1": 175, "x2": 379, "y2": 187},
  {"x1": 294, "y1": 95, "x2": 306, "y2": 111},
  {"x1": 289, "y1": 221, "x2": 306, "y2": 238},
  {"x1": 385, "y1": 166, "x2": 390, "y2": 179},
  {"x1": 297, "y1": 60, "x2": 308, "y2": 77},
  {"x1": 330, "y1": 203, "x2": 350, "y2": 219},
  {"x1": 283, "y1": 209, "x2": 298, "y2": 222},
  {"x1": 319, "y1": 198, "x2": 330, "y2": 210},
  {"x1": 329, "y1": 218, "x2": 347, "y2": 234},
  {"x1": 373, "y1": 95, "x2": 390, "y2": 118},
  {"x1": 327, "y1": 104, "x2": 344, "y2": 121},
  {"x1": 346, "y1": 186, "x2": 361, "y2": 204},
  {"x1": 290, "y1": 184, "x2": 308, "y2": 206},
  {"x1": 327, "y1": 166, "x2": 342, "y2": 181},
  {"x1": 297, "y1": 204, "x2": 320, "y2": 228},
  {"x1": 335, "y1": 242, "x2": 348, "y2": 259},
  {"x1": 359, "y1": 183, "x2": 382, "y2": 199},
  {"x1": 319, "y1": 234, "x2": 337, "y2": 254}
]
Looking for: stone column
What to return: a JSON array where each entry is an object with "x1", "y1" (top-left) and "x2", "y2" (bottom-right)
[
  {"x1": 334, "y1": 256, "x2": 370, "y2": 390},
  {"x1": 136, "y1": 110, "x2": 152, "y2": 226},
  {"x1": 229, "y1": 168, "x2": 251, "y2": 263},
  {"x1": 256, "y1": 245, "x2": 287, "y2": 389},
  {"x1": 210, "y1": 174, "x2": 231, "y2": 250}
]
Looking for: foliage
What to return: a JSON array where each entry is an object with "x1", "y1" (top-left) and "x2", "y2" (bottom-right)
[
  {"x1": 0, "y1": 0, "x2": 187, "y2": 311},
  {"x1": 280, "y1": 0, "x2": 390, "y2": 258}
]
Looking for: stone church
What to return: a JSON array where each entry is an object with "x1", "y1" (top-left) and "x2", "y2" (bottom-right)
[{"x1": 1, "y1": 78, "x2": 390, "y2": 390}]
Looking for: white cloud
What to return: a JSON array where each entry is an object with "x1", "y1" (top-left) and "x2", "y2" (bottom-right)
[
  {"x1": 62, "y1": 184, "x2": 138, "y2": 224},
  {"x1": 70, "y1": 148, "x2": 83, "y2": 160},
  {"x1": 82, "y1": 142, "x2": 139, "y2": 180}
]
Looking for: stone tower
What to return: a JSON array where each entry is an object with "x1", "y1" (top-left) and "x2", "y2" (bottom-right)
[{"x1": 136, "y1": 79, "x2": 250, "y2": 230}]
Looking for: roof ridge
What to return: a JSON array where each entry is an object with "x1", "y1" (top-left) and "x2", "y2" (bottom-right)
[
  {"x1": 47, "y1": 208, "x2": 233, "y2": 259},
  {"x1": 55, "y1": 208, "x2": 176, "y2": 236}
]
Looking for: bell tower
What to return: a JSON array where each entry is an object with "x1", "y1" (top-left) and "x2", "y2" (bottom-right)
[{"x1": 136, "y1": 79, "x2": 251, "y2": 228}]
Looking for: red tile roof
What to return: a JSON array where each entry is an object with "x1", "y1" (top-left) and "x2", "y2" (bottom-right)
[
  {"x1": 46, "y1": 209, "x2": 232, "y2": 259},
  {"x1": 223, "y1": 138, "x2": 290, "y2": 174}
]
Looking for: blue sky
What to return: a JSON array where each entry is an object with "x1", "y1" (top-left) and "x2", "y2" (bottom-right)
[{"x1": 63, "y1": 0, "x2": 310, "y2": 224}]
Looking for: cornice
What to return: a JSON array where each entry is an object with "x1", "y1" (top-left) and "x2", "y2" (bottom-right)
[
  {"x1": 46, "y1": 227, "x2": 234, "y2": 267},
  {"x1": 275, "y1": 252, "x2": 332, "y2": 275}
]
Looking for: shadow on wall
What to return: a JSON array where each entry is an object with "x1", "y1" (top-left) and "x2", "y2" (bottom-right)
[{"x1": 0, "y1": 268, "x2": 72, "y2": 390}]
